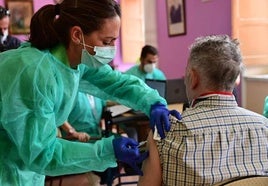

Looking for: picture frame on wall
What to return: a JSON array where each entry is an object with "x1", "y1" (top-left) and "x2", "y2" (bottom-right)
[
  {"x1": 5, "y1": 0, "x2": 33, "y2": 34},
  {"x1": 166, "y1": 0, "x2": 186, "y2": 37}
]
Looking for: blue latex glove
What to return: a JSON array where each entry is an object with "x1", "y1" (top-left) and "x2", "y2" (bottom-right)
[
  {"x1": 150, "y1": 103, "x2": 182, "y2": 139},
  {"x1": 113, "y1": 137, "x2": 148, "y2": 176}
]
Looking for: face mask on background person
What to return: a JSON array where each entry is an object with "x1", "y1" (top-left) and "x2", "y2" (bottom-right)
[
  {"x1": 80, "y1": 33, "x2": 116, "y2": 68},
  {"x1": 0, "y1": 29, "x2": 8, "y2": 44},
  {"x1": 144, "y1": 63, "x2": 156, "y2": 73}
]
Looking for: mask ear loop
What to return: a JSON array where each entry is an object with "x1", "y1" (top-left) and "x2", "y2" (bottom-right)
[
  {"x1": 80, "y1": 32, "x2": 95, "y2": 51},
  {"x1": 81, "y1": 32, "x2": 86, "y2": 49}
]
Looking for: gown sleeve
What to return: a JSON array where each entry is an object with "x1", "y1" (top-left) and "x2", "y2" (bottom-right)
[{"x1": 78, "y1": 64, "x2": 167, "y2": 116}]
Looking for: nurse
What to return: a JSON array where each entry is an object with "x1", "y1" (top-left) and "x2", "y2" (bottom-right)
[{"x1": 0, "y1": 0, "x2": 181, "y2": 185}]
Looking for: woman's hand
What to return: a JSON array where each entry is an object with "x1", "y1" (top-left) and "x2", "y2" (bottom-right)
[{"x1": 150, "y1": 103, "x2": 181, "y2": 139}]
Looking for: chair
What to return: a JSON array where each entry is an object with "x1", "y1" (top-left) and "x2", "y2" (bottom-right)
[
  {"x1": 102, "y1": 110, "x2": 141, "y2": 186},
  {"x1": 214, "y1": 175, "x2": 268, "y2": 186}
]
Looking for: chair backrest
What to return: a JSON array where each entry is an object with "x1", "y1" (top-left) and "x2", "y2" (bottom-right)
[
  {"x1": 145, "y1": 79, "x2": 167, "y2": 99},
  {"x1": 214, "y1": 176, "x2": 268, "y2": 186},
  {"x1": 166, "y1": 78, "x2": 188, "y2": 104}
]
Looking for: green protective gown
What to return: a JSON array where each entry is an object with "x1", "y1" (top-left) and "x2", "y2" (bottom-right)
[
  {"x1": 0, "y1": 43, "x2": 166, "y2": 186},
  {"x1": 125, "y1": 64, "x2": 166, "y2": 81}
]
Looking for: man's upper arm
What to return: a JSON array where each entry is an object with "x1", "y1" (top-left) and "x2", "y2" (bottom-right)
[{"x1": 138, "y1": 130, "x2": 162, "y2": 186}]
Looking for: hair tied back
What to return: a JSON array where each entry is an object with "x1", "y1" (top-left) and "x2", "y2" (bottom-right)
[{"x1": 55, "y1": 4, "x2": 60, "y2": 15}]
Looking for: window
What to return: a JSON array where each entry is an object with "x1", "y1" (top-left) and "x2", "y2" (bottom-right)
[
  {"x1": 121, "y1": 0, "x2": 145, "y2": 63},
  {"x1": 232, "y1": 0, "x2": 268, "y2": 67}
]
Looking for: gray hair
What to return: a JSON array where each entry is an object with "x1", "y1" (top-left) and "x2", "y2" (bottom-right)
[{"x1": 188, "y1": 35, "x2": 243, "y2": 91}]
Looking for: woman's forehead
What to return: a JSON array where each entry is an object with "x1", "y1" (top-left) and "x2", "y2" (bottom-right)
[{"x1": 98, "y1": 16, "x2": 120, "y2": 39}]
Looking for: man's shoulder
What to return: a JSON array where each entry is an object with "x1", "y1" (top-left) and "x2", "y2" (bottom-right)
[
  {"x1": 238, "y1": 106, "x2": 268, "y2": 121},
  {"x1": 153, "y1": 68, "x2": 166, "y2": 79},
  {"x1": 7, "y1": 35, "x2": 21, "y2": 43},
  {"x1": 5, "y1": 35, "x2": 22, "y2": 49},
  {"x1": 153, "y1": 67, "x2": 163, "y2": 73}
]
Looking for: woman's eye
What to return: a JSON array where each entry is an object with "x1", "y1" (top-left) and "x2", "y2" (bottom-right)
[
  {"x1": 103, "y1": 41, "x2": 111, "y2": 46},
  {"x1": 103, "y1": 39, "x2": 116, "y2": 46}
]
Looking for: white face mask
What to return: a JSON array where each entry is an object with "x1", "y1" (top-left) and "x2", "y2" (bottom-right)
[
  {"x1": 0, "y1": 30, "x2": 8, "y2": 44},
  {"x1": 144, "y1": 63, "x2": 156, "y2": 73},
  {"x1": 80, "y1": 33, "x2": 116, "y2": 68}
]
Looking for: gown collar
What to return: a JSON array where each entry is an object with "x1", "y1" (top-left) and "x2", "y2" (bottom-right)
[{"x1": 50, "y1": 44, "x2": 70, "y2": 67}]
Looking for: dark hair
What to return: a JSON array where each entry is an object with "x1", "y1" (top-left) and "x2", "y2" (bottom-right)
[
  {"x1": 140, "y1": 45, "x2": 158, "y2": 59},
  {"x1": 29, "y1": 0, "x2": 121, "y2": 50},
  {"x1": 0, "y1": 6, "x2": 10, "y2": 19}
]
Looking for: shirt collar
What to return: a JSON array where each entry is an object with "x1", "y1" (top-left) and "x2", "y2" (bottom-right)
[{"x1": 191, "y1": 92, "x2": 236, "y2": 108}]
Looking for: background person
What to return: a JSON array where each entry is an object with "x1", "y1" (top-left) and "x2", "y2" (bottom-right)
[
  {"x1": 125, "y1": 45, "x2": 166, "y2": 81},
  {"x1": 263, "y1": 96, "x2": 268, "y2": 118},
  {"x1": 124, "y1": 45, "x2": 166, "y2": 146},
  {"x1": 0, "y1": 6, "x2": 21, "y2": 52},
  {"x1": 138, "y1": 35, "x2": 268, "y2": 186},
  {"x1": 65, "y1": 93, "x2": 105, "y2": 140},
  {"x1": 0, "y1": 0, "x2": 181, "y2": 185}
]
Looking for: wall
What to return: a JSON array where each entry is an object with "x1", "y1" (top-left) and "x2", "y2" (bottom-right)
[{"x1": 156, "y1": 0, "x2": 232, "y2": 79}]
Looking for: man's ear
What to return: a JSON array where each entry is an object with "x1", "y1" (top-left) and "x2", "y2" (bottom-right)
[
  {"x1": 139, "y1": 57, "x2": 144, "y2": 64},
  {"x1": 70, "y1": 26, "x2": 82, "y2": 45},
  {"x1": 190, "y1": 68, "x2": 199, "y2": 89}
]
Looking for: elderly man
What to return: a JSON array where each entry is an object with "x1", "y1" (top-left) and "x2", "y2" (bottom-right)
[{"x1": 138, "y1": 35, "x2": 268, "y2": 186}]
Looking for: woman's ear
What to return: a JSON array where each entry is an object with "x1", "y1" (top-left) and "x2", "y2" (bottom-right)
[{"x1": 70, "y1": 26, "x2": 82, "y2": 45}]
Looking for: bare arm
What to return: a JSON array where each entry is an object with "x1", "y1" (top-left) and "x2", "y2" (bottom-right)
[
  {"x1": 60, "y1": 121, "x2": 90, "y2": 142},
  {"x1": 138, "y1": 130, "x2": 162, "y2": 186}
]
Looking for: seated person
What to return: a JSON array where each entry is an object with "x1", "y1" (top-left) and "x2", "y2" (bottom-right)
[
  {"x1": 63, "y1": 92, "x2": 137, "y2": 140},
  {"x1": 0, "y1": 6, "x2": 21, "y2": 52},
  {"x1": 56, "y1": 92, "x2": 104, "y2": 143},
  {"x1": 138, "y1": 35, "x2": 268, "y2": 186},
  {"x1": 124, "y1": 45, "x2": 165, "y2": 143},
  {"x1": 125, "y1": 45, "x2": 166, "y2": 81},
  {"x1": 64, "y1": 92, "x2": 106, "y2": 140},
  {"x1": 56, "y1": 92, "x2": 134, "y2": 185}
]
